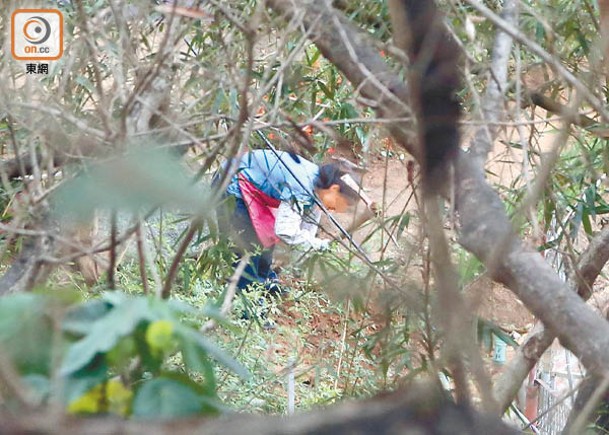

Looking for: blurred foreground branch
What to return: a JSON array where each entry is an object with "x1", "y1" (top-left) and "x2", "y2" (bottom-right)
[{"x1": 0, "y1": 381, "x2": 517, "y2": 435}]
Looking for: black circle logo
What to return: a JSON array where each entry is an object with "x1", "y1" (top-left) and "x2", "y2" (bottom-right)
[{"x1": 23, "y1": 16, "x2": 51, "y2": 45}]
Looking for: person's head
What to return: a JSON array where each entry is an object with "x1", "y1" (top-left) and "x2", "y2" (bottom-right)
[{"x1": 314, "y1": 164, "x2": 359, "y2": 212}]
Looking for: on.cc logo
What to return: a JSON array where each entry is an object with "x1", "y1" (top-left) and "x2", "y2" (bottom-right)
[
  {"x1": 11, "y1": 9, "x2": 63, "y2": 61},
  {"x1": 22, "y1": 16, "x2": 52, "y2": 45}
]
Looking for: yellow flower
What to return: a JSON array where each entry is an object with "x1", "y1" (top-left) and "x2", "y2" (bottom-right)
[{"x1": 146, "y1": 320, "x2": 175, "y2": 354}]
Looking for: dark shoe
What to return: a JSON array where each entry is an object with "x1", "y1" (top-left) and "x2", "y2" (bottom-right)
[
  {"x1": 264, "y1": 279, "x2": 288, "y2": 297},
  {"x1": 262, "y1": 320, "x2": 276, "y2": 330}
]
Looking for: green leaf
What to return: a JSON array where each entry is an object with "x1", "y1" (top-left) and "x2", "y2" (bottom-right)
[
  {"x1": 477, "y1": 318, "x2": 519, "y2": 348},
  {"x1": 306, "y1": 46, "x2": 322, "y2": 66},
  {"x1": 200, "y1": 303, "x2": 229, "y2": 325},
  {"x1": 132, "y1": 378, "x2": 203, "y2": 419},
  {"x1": 339, "y1": 102, "x2": 359, "y2": 119},
  {"x1": 74, "y1": 75, "x2": 95, "y2": 94},
  {"x1": 175, "y1": 326, "x2": 249, "y2": 379},
  {"x1": 0, "y1": 294, "x2": 53, "y2": 374},
  {"x1": 582, "y1": 210, "x2": 593, "y2": 235},
  {"x1": 106, "y1": 336, "x2": 137, "y2": 369},
  {"x1": 63, "y1": 300, "x2": 111, "y2": 336},
  {"x1": 53, "y1": 148, "x2": 214, "y2": 220},
  {"x1": 317, "y1": 81, "x2": 334, "y2": 99},
  {"x1": 165, "y1": 298, "x2": 200, "y2": 316},
  {"x1": 60, "y1": 298, "x2": 152, "y2": 376},
  {"x1": 179, "y1": 334, "x2": 216, "y2": 390},
  {"x1": 396, "y1": 213, "x2": 411, "y2": 240},
  {"x1": 596, "y1": 203, "x2": 609, "y2": 215},
  {"x1": 100, "y1": 291, "x2": 129, "y2": 306},
  {"x1": 355, "y1": 126, "x2": 366, "y2": 146}
]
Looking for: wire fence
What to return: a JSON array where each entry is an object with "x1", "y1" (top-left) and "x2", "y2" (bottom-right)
[{"x1": 536, "y1": 374, "x2": 572, "y2": 435}]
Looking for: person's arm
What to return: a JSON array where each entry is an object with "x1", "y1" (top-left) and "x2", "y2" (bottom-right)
[{"x1": 274, "y1": 202, "x2": 329, "y2": 251}]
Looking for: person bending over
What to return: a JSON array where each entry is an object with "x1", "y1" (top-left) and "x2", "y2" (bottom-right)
[{"x1": 217, "y1": 149, "x2": 359, "y2": 292}]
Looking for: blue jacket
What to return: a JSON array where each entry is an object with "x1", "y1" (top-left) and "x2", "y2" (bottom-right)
[{"x1": 226, "y1": 150, "x2": 319, "y2": 207}]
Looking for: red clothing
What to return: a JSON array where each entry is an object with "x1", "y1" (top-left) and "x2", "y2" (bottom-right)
[{"x1": 238, "y1": 174, "x2": 280, "y2": 248}]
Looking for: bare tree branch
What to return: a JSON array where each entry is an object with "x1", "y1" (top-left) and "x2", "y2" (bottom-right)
[
  {"x1": 494, "y1": 227, "x2": 609, "y2": 412},
  {"x1": 456, "y1": 156, "x2": 609, "y2": 375},
  {"x1": 267, "y1": 0, "x2": 609, "y2": 388},
  {"x1": 526, "y1": 92, "x2": 599, "y2": 130},
  {"x1": 469, "y1": 0, "x2": 517, "y2": 165}
]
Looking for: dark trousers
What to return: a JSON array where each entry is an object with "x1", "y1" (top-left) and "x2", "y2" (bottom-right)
[{"x1": 218, "y1": 196, "x2": 276, "y2": 290}]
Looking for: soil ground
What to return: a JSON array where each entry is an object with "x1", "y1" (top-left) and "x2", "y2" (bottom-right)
[{"x1": 269, "y1": 153, "x2": 536, "y2": 387}]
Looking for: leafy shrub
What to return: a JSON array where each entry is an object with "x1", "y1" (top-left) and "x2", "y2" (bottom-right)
[{"x1": 0, "y1": 291, "x2": 247, "y2": 419}]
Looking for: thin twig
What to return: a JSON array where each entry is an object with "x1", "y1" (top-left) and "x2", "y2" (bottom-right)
[
  {"x1": 73, "y1": 0, "x2": 113, "y2": 136},
  {"x1": 135, "y1": 220, "x2": 150, "y2": 295},
  {"x1": 201, "y1": 253, "x2": 252, "y2": 333},
  {"x1": 161, "y1": 219, "x2": 202, "y2": 299},
  {"x1": 108, "y1": 210, "x2": 118, "y2": 290},
  {"x1": 464, "y1": 0, "x2": 609, "y2": 123},
  {"x1": 0, "y1": 344, "x2": 36, "y2": 408}
]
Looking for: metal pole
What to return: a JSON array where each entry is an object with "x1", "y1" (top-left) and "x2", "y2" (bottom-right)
[
  {"x1": 287, "y1": 357, "x2": 296, "y2": 415},
  {"x1": 254, "y1": 130, "x2": 425, "y2": 312},
  {"x1": 255, "y1": 130, "x2": 374, "y2": 264}
]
